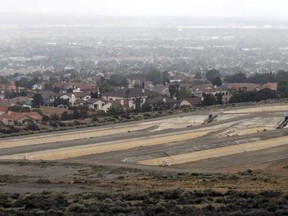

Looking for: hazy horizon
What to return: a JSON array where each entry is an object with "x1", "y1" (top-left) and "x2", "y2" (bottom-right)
[{"x1": 1, "y1": 0, "x2": 288, "y2": 20}]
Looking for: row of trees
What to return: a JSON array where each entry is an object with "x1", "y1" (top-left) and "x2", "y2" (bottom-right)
[
  {"x1": 224, "y1": 70, "x2": 288, "y2": 84},
  {"x1": 229, "y1": 88, "x2": 278, "y2": 103}
]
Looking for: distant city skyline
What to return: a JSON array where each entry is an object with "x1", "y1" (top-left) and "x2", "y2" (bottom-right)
[{"x1": 1, "y1": 0, "x2": 288, "y2": 19}]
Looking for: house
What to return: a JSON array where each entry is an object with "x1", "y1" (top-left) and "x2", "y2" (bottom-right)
[
  {"x1": 9, "y1": 97, "x2": 33, "y2": 107},
  {"x1": 7, "y1": 82, "x2": 25, "y2": 92},
  {"x1": 190, "y1": 84, "x2": 230, "y2": 98},
  {"x1": 0, "y1": 111, "x2": 42, "y2": 126},
  {"x1": 0, "y1": 83, "x2": 25, "y2": 95},
  {"x1": 102, "y1": 88, "x2": 159, "y2": 109},
  {"x1": 38, "y1": 91, "x2": 61, "y2": 105},
  {"x1": 73, "y1": 83, "x2": 96, "y2": 93},
  {"x1": 147, "y1": 84, "x2": 170, "y2": 96},
  {"x1": 0, "y1": 84, "x2": 8, "y2": 95},
  {"x1": 0, "y1": 106, "x2": 9, "y2": 115},
  {"x1": 86, "y1": 98, "x2": 112, "y2": 112},
  {"x1": 54, "y1": 82, "x2": 96, "y2": 93},
  {"x1": 53, "y1": 82, "x2": 74, "y2": 93},
  {"x1": 60, "y1": 92, "x2": 91, "y2": 106},
  {"x1": 180, "y1": 97, "x2": 202, "y2": 107},
  {"x1": 73, "y1": 99, "x2": 88, "y2": 107},
  {"x1": 262, "y1": 83, "x2": 278, "y2": 91},
  {"x1": 145, "y1": 96, "x2": 179, "y2": 110},
  {"x1": 32, "y1": 83, "x2": 43, "y2": 91}
]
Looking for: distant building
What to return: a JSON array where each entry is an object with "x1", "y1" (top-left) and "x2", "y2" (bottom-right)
[
  {"x1": 86, "y1": 98, "x2": 113, "y2": 112},
  {"x1": 0, "y1": 111, "x2": 42, "y2": 126},
  {"x1": 180, "y1": 97, "x2": 202, "y2": 107},
  {"x1": 102, "y1": 88, "x2": 160, "y2": 109}
]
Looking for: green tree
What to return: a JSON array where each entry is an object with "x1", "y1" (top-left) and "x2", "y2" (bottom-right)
[
  {"x1": 8, "y1": 106, "x2": 30, "y2": 112},
  {"x1": 53, "y1": 86, "x2": 61, "y2": 93},
  {"x1": 98, "y1": 77, "x2": 113, "y2": 93},
  {"x1": 72, "y1": 110, "x2": 80, "y2": 119},
  {"x1": 4, "y1": 90, "x2": 17, "y2": 99},
  {"x1": 32, "y1": 94, "x2": 43, "y2": 107},
  {"x1": 212, "y1": 77, "x2": 223, "y2": 87},
  {"x1": 178, "y1": 87, "x2": 192, "y2": 99},
  {"x1": 107, "y1": 105, "x2": 124, "y2": 115},
  {"x1": 202, "y1": 94, "x2": 217, "y2": 106},
  {"x1": 61, "y1": 111, "x2": 71, "y2": 121},
  {"x1": 206, "y1": 69, "x2": 221, "y2": 82},
  {"x1": 162, "y1": 71, "x2": 170, "y2": 84},
  {"x1": 44, "y1": 82, "x2": 54, "y2": 91},
  {"x1": 53, "y1": 97, "x2": 69, "y2": 107},
  {"x1": 0, "y1": 76, "x2": 9, "y2": 84},
  {"x1": 141, "y1": 103, "x2": 152, "y2": 112},
  {"x1": 224, "y1": 72, "x2": 247, "y2": 83},
  {"x1": 169, "y1": 85, "x2": 178, "y2": 98},
  {"x1": 277, "y1": 80, "x2": 288, "y2": 97},
  {"x1": 108, "y1": 74, "x2": 128, "y2": 87},
  {"x1": 144, "y1": 69, "x2": 162, "y2": 85},
  {"x1": 277, "y1": 81, "x2": 288, "y2": 93},
  {"x1": 50, "y1": 113, "x2": 60, "y2": 121},
  {"x1": 42, "y1": 115, "x2": 50, "y2": 122},
  {"x1": 195, "y1": 72, "x2": 202, "y2": 79},
  {"x1": 215, "y1": 93, "x2": 223, "y2": 104}
]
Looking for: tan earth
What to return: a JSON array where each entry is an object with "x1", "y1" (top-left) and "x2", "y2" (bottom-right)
[
  {"x1": 138, "y1": 136, "x2": 288, "y2": 166},
  {"x1": 0, "y1": 130, "x2": 210, "y2": 160},
  {"x1": 0, "y1": 104, "x2": 288, "y2": 174},
  {"x1": 224, "y1": 104, "x2": 288, "y2": 114}
]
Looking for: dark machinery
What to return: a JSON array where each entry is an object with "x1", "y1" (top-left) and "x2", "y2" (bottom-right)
[{"x1": 277, "y1": 115, "x2": 288, "y2": 129}]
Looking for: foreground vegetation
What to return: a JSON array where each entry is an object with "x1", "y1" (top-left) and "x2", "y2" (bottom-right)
[
  {"x1": 1, "y1": 189, "x2": 288, "y2": 215},
  {"x1": 0, "y1": 161, "x2": 287, "y2": 215}
]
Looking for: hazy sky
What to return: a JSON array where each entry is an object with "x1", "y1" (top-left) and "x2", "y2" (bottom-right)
[{"x1": 1, "y1": 0, "x2": 287, "y2": 18}]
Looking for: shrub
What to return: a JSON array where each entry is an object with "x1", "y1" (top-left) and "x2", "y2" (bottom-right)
[
  {"x1": 27, "y1": 123, "x2": 40, "y2": 131},
  {"x1": 68, "y1": 203, "x2": 85, "y2": 213},
  {"x1": 42, "y1": 115, "x2": 50, "y2": 122}
]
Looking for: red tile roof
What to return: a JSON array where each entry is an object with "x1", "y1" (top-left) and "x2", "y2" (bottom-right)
[
  {"x1": 0, "y1": 106, "x2": 9, "y2": 113},
  {"x1": 0, "y1": 111, "x2": 42, "y2": 122},
  {"x1": 182, "y1": 97, "x2": 202, "y2": 106}
]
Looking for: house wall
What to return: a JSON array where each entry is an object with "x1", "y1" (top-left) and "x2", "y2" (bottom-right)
[
  {"x1": 60, "y1": 95, "x2": 72, "y2": 102},
  {"x1": 102, "y1": 102, "x2": 112, "y2": 112},
  {"x1": 180, "y1": 100, "x2": 192, "y2": 107},
  {"x1": 102, "y1": 95, "x2": 147, "y2": 109},
  {"x1": 82, "y1": 95, "x2": 91, "y2": 101}
]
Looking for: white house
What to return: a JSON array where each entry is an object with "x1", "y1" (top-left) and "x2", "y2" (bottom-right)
[
  {"x1": 86, "y1": 98, "x2": 112, "y2": 112},
  {"x1": 32, "y1": 84, "x2": 43, "y2": 91},
  {"x1": 101, "y1": 88, "x2": 159, "y2": 110},
  {"x1": 60, "y1": 93, "x2": 91, "y2": 105}
]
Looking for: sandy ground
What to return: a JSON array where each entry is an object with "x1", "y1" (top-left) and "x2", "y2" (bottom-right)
[
  {"x1": 217, "y1": 117, "x2": 282, "y2": 137},
  {"x1": 0, "y1": 130, "x2": 211, "y2": 160},
  {"x1": 224, "y1": 105, "x2": 288, "y2": 114},
  {"x1": 146, "y1": 114, "x2": 244, "y2": 132},
  {"x1": 0, "y1": 124, "x2": 152, "y2": 149},
  {"x1": 0, "y1": 104, "x2": 288, "y2": 174},
  {"x1": 138, "y1": 136, "x2": 288, "y2": 166},
  {"x1": 0, "y1": 114, "x2": 241, "y2": 150}
]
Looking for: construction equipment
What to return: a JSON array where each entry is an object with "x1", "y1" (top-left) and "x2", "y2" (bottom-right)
[
  {"x1": 203, "y1": 113, "x2": 218, "y2": 124},
  {"x1": 277, "y1": 115, "x2": 288, "y2": 129}
]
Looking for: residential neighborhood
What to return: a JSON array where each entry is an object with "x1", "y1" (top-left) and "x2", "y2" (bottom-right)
[{"x1": 0, "y1": 68, "x2": 284, "y2": 133}]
